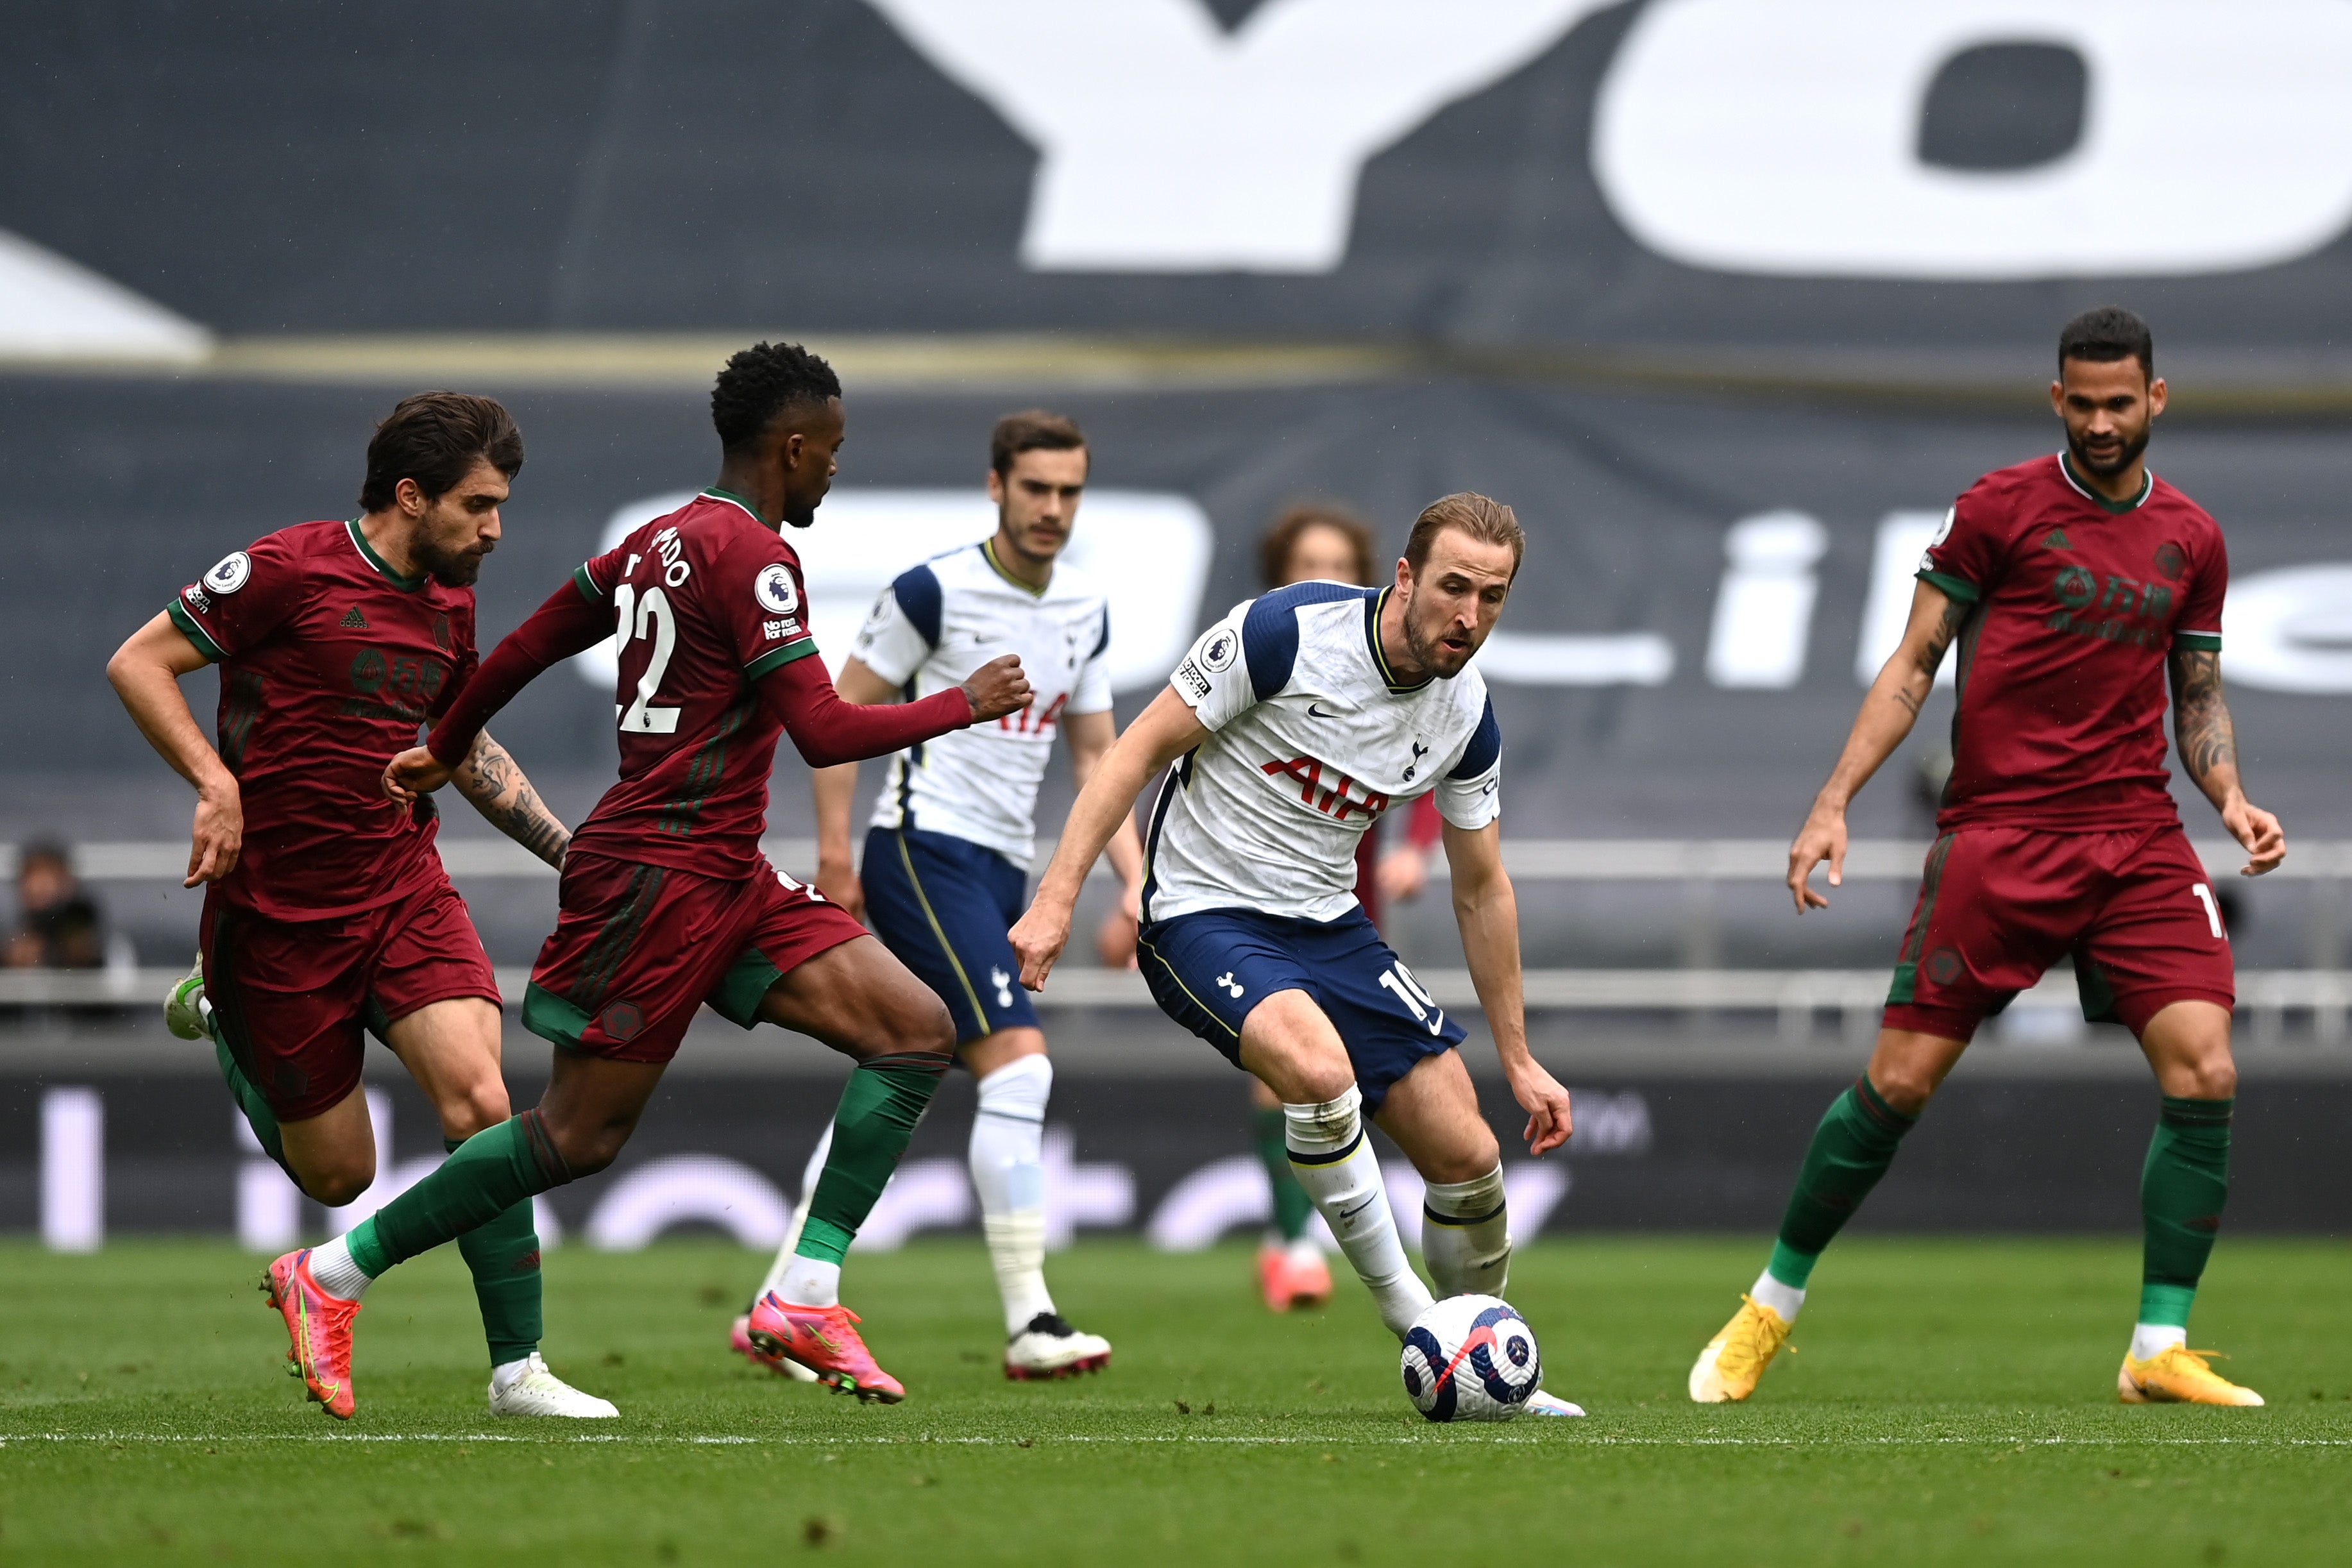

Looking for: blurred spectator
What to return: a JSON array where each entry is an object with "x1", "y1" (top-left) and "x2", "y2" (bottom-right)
[{"x1": 7, "y1": 841, "x2": 106, "y2": 970}]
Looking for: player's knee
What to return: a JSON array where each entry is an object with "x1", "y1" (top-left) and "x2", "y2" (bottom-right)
[
  {"x1": 1421, "y1": 1129, "x2": 1502, "y2": 1187},
  {"x1": 875, "y1": 987, "x2": 956, "y2": 1060},
  {"x1": 295, "y1": 1154, "x2": 375, "y2": 1208},
  {"x1": 1866, "y1": 1063, "x2": 1938, "y2": 1117},
  {"x1": 2182, "y1": 1052, "x2": 2237, "y2": 1101},
  {"x1": 541, "y1": 1111, "x2": 633, "y2": 1179},
  {"x1": 437, "y1": 1077, "x2": 511, "y2": 1142}
]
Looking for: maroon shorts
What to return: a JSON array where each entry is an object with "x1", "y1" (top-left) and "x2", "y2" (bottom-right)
[
  {"x1": 201, "y1": 875, "x2": 501, "y2": 1121},
  {"x1": 1882, "y1": 822, "x2": 2235, "y2": 1043},
  {"x1": 520, "y1": 851, "x2": 867, "y2": 1064}
]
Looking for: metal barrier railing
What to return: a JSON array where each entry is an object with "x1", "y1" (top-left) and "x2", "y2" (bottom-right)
[
  {"x1": 6, "y1": 841, "x2": 2344, "y2": 1044},
  {"x1": 5, "y1": 964, "x2": 2349, "y2": 1047},
  {"x1": 11, "y1": 838, "x2": 2346, "y2": 882}
]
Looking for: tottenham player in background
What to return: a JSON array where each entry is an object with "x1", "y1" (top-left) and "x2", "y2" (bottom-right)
[
  {"x1": 734, "y1": 411, "x2": 1137, "y2": 1381},
  {"x1": 1012, "y1": 493, "x2": 1584, "y2": 1416}
]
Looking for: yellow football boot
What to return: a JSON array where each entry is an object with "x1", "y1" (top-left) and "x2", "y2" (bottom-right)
[
  {"x1": 1688, "y1": 1294, "x2": 1794, "y2": 1403},
  {"x1": 2118, "y1": 1345, "x2": 2263, "y2": 1406}
]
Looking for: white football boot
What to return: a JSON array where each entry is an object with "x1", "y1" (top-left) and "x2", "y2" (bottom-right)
[
  {"x1": 1004, "y1": 1312, "x2": 1112, "y2": 1381},
  {"x1": 487, "y1": 1353, "x2": 618, "y2": 1417},
  {"x1": 1524, "y1": 1389, "x2": 1587, "y2": 1417},
  {"x1": 163, "y1": 954, "x2": 208, "y2": 1040}
]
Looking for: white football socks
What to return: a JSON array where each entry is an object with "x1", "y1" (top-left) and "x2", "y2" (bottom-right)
[
  {"x1": 970, "y1": 1055, "x2": 1056, "y2": 1335},
  {"x1": 307, "y1": 1235, "x2": 373, "y2": 1301},
  {"x1": 1283, "y1": 1085, "x2": 1433, "y2": 1338},
  {"x1": 1749, "y1": 1268, "x2": 1804, "y2": 1324},
  {"x1": 758, "y1": 1122, "x2": 834, "y2": 1304},
  {"x1": 777, "y1": 1256, "x2": 841, "y2": 1310},
  {"x1": 2131, "y1": 1322, "x2": 2188, "y2": 1362},
  {"x1": 1421, "y1": 1164, "x2": 1511, "y2": 1299}
]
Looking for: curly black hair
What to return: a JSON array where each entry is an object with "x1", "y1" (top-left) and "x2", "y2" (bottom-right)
[{"x1": 710, "y1": 341, "x2": 842, "y2": 453}]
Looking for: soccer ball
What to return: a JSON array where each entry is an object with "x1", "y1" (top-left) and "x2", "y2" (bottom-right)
[{"x1": 1400, "y1": 1294, "x2": 1541, "y2": 1422}]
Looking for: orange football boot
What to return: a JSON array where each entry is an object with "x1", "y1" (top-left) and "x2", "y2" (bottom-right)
[
  {"x1": 262, "y1": 1249, "x2": 361, "y2": 1420},
  {"x1": 745, "y1": 1293, "x2": 906, "y2": 1403}
]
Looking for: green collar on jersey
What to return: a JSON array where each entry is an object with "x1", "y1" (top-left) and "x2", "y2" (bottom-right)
[
  {"x1": 2058, "y1": 451, "x2": 2154, "y2": 515},
  {"x1": 700, "y1": 487, "x2": 768, "y2": 526},
  {"x1": 344, "y1": 519, "x2": 427, "y2": 592},
  {"x1": 1364, "y1": 587, "x2": 1434, "y2": 694},
  {"x1": 980, "y1": 537, "x2": 1051, "y2": 598}
]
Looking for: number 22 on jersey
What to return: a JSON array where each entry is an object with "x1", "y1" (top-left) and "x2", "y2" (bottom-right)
[{"x1": 611, "y1": 582, "x2": 679, "y2": 734}]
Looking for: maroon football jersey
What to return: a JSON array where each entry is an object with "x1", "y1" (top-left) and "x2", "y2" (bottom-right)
[
  {"x1": 1918, "y1": 453, "x2": 2227, "y2": 831},
  {"x1": 561, "y1": 489, "x2": 819, "y2": 879},
  {"x1": 168, "y1": 519, "x2": 477, "y2": 920}
]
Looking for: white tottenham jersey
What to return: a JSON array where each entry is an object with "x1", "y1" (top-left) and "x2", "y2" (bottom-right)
[
  {"x1": 1144, "y1": 582, "x2": 1502, "y2": 923},
  {"x1": 854, "y1": 541, "x2": 1112, "y2": 864}
]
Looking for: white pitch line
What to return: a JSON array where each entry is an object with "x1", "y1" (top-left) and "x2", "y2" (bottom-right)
[{"x1": 4, "y1": 1433, "x2": 2349, "y2": 1449}]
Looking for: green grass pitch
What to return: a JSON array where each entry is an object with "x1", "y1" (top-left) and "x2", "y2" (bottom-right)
[{"x1": 3, "y1": 1236, "x2": 2348, "y2": 1566}]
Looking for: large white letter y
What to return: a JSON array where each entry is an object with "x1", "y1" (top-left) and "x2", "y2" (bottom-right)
[{"x1": 865, "y1": 0, "x2": 1607, "y2": 273}]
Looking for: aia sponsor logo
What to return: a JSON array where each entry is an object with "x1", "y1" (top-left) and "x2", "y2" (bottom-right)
[{"x1": 1260, "y1": 754, "x2": 1389, "y2": 822}]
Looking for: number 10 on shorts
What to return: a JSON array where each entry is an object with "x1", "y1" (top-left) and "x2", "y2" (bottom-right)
[
  {"x1": 2190, "y1": 882, "x2": 2225, "y2": 940},
  {"x1": 1379, "y1": 960, "x2": 1446, "y2": 1035}
]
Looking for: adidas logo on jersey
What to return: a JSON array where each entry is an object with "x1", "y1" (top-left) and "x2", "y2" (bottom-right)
[
  {"x1": 2043, "y1": 527, "x2": 2072, "y2": 550},
  {"x1": 339, "y1": 607, "x2": 369, "y2": 629}
]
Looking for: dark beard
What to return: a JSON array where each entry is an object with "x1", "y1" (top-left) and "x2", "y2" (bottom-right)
[
  {"x1": 417, "y1": 539, "x2": 487, "y2": 587},
  {"x1": 2068, "y1": 423, "x2": 2149, "y2": 478},
  {"x1": 1402, "y1": 612, "x2": 1469, "y2": 679}
]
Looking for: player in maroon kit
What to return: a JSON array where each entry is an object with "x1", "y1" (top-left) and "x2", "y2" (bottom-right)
[
  {"x1": 265, "y1": 342, "x2": 1031, "y2": 1416},
  {"x1": 106, "y1": 392, "x2": 615, "y2": 1418},
  {"x1": 1689, "y1": 308, "x2": 2286, "y2": 1409}
]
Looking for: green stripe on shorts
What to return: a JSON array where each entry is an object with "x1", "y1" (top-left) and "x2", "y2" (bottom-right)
[{"x1": 707, "y1": 947, "x2": 784, "y2": 1030}]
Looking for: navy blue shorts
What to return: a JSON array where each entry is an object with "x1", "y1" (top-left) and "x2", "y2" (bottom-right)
[
  {"x1": 1137, "y1": 906, "x2": 1462, "y2": 1109},
  {"x1": 860, "y1": 825, "x2": 1040, "y2": 1044}
]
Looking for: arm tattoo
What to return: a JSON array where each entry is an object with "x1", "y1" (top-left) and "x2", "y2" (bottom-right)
[
  {"x1": 1891, "y1": 599, "x2": 1967, "y2": 716},
  {"x1": 455, "y1": 733, "x2": 571, "y2": 870},
  {"x1": 2170, "y1": 648, "x2": 2239, "y2": 788}
]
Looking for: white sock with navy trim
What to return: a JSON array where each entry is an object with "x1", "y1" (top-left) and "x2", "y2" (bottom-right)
[
  {"x1": 971, "y1": 1055, "x2": 1056, "y2": 1335},
  {"x1": 1282, "y1": 1084, "x2": 1432, "y2": 1338},
  {"x1": 1421, "y1": 1164, "x2": 1511, "y2": 1299}
]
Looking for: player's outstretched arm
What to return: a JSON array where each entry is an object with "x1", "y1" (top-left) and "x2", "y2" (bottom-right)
[
  {"x1": 808, "y1": 657, "x2": 900, "y2": 918},
  {"x1": 1444, "y1": 819, "x2": 1573, "y2": 1156},
  {"x1": 106, "y1": 611, "x2": 243, "y2": 888},
  {"x1": 388, "y1": 573, "x2": 617, "y2": 805},
  {"x1": 2170, "y1": 647, "x2": 2285, "y2": 877},
  {"x1": 1011, "y1": 688, "x2": 1207, "y2": 990},
  {"x1": 1789, "y1": 579, "x2": 1965, "y2": 914},
  {"x1": 1063, "y1": 708, "x2": 1147, "y2": 963},
  {"x1": 761, "y1": 651, "x2": 1029, "y2": 769},
  {"x1": 450, "y1": 730, "x2": 571, "y2": 871}
]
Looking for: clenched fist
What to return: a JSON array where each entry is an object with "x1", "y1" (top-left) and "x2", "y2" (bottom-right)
[{"x1": 962, "y1": 655, "x2": 1033, "y2": 723}]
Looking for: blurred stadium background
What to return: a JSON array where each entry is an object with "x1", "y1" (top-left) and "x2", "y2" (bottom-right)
[{"x1": 4, "y1": 1, "x2": 2350, "y2": 1254}]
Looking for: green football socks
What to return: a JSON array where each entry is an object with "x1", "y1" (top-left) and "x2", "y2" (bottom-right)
[
  {"x1": 346, "y1": 1109, "x2": 573, "y2": 1279},
  {"x1": 211, "y1": 1034, "x2": 291, "y2": 1178},
  {"x1": 1766, "y1": 1075, "x2": 1919, "y2": 1290},
  {"x1": 793, "y1": 1052, "x2": 951, "y2": 1265},
  {"x1": 444, "y1": 1137, "x2": 546, "y2": 1369},
  {"x1": 2137, "y1": 1096, "x2": 2232, "y2": 1329},
  {"x1": 1256, "y1": 1105, "x2": 1315, "y2": 1243}
]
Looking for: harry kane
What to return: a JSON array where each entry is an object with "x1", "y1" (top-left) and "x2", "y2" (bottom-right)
[{"x1": 1010, "y1": 491, "x2": 1584, "y2": 1417}]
